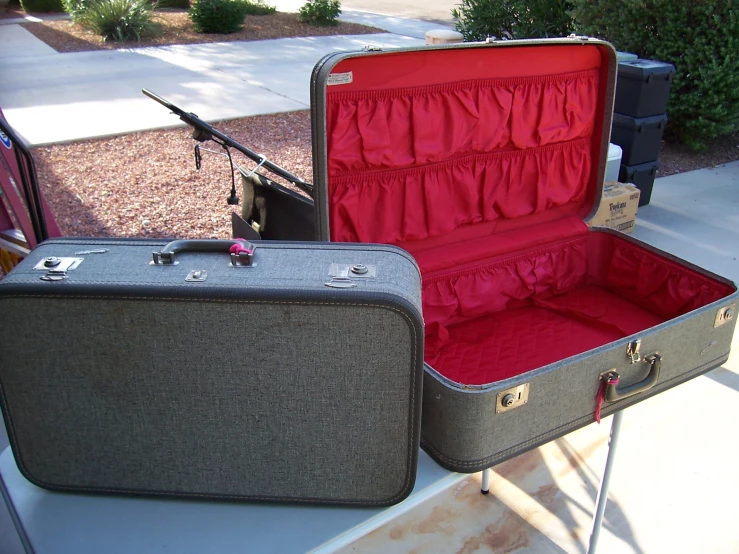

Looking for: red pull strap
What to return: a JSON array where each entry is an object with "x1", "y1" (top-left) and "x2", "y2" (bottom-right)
[
  {"x1": 595, "y1": 374, "x2": 620, "y2": 424},
  {"x1": 229, "y1": 243, "x2": 253, "y2": 256}
]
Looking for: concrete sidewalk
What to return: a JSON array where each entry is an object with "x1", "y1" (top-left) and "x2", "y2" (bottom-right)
[{"x1": 0, "y1": 10, "x2": 447, "y2": 146}]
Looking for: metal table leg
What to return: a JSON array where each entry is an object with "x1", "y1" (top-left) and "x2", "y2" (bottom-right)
[
  {"x1": 480, "y1": 468, "x2": 491, "y2": 494},
  {"x1": 587, "y1": 410, "x2": 625, "y2": 554}
]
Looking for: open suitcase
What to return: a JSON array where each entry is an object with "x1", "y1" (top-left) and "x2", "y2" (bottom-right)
[
  {"x1": 310, "y1": 38, "x2": 739, "y2": 472},
  {"x1": 0, "y1": 237, "x2": 424, "y2": 505}
]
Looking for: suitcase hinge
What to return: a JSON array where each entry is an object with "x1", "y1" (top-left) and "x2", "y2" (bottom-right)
[{"x1": 627, "y1": 339, "x2": 641, "y2": 364}]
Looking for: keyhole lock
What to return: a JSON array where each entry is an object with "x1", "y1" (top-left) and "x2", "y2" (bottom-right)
[
  {"x1": 495, "y1": 383, "x2": 530, "y2": 413},
  {"x1": 43, "y1": 257, "x2": 61, "y2": 267},
  {"x1": 351, "y1": 264, "x2": 369, "y2": 275}
]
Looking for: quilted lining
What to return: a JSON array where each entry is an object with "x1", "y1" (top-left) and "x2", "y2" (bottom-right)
[
  {"x1": 424, "y1": 234, "x2": 734, "y2": 385},
  {"x1": 427, "y1": 304, "x2": 624, "y2": 385}
]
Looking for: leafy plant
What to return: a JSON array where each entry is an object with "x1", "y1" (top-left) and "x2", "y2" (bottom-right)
[
  {"x1": 189, "y1": 0, "x2": 245, "y2": 33},
  {"x1": 19, "y1": 0, "x2": 64, "y2": 12},
  {"x1": 451, "y1": 0, "x2": 574, "y2": 42},
  {"x1": 573, "y1": 0, "x2": 739, "y2": 150},
  {"x1": 78, "y1": 0, "x2": 158, "y2": 42},
  {"x1": 62, "y1": 0, "x2": 91, "y2": 21},
  {"x1": 240, "y1": 0, "x2": 274, "y2": 15},
  {"x1": 299, "y1": 0, "x2": 340, "y2": 26}
]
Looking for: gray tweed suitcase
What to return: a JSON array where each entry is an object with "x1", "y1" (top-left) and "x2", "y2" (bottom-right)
[
  {"x1": 310, "y1": 38, "x2": 739, "y2": 472},
  {"x1": 0, "y1": 237, "x2": 424, "y2": 505}
]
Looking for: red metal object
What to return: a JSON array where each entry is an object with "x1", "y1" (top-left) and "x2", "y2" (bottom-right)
[{"x1": 0, "y1": 107, "x2": 61, "y2": 253}]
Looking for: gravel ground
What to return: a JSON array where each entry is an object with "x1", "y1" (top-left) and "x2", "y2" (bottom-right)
[
  {"x1": 32, "y1": 111, "x2": 313, "y2": 240},
  {"x1": 20, "y1": 11, "x2": 381, "y2": 52}
]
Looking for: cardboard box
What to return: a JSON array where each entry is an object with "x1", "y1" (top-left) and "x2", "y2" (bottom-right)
[{"x1": 588, "y1": 181, "x2": 640, "y2": 233}]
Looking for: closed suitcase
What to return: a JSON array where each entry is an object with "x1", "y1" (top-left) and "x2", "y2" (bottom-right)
[
  {"x1": 0, "y1": 237, "x2": 424, "y2": 505},
  {"x1": 310, "y1": 39, "x2": 738, "y2": 472}
]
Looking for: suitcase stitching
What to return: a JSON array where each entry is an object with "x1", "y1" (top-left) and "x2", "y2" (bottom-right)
[{"x1": 0, "y1": 297, "x2": 420, "y2": 505}]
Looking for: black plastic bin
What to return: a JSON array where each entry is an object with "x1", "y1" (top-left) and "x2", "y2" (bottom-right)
[
  {"x1": 619, "y1": 161, "x2": 659, "y2": 207},
  {"x1": 615, "y1": 59, "x2": 676, "y2": 118},
  {"x1": 611, "y1": 113, "x2": 668, "y2": 166}
]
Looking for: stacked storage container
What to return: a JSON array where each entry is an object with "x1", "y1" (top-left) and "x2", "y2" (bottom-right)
[{"x1": 611, "y1": 60, "x2": 676, "y2": 206}]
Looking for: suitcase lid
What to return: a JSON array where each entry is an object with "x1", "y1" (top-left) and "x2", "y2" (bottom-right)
[{"x1": 311, "y1": 38, "x2": 617, "y2": 260}]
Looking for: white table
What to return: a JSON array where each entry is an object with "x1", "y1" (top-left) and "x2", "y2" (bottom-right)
[{"x1": 0, "y1": 447, "x2": 464, "y2": 554}]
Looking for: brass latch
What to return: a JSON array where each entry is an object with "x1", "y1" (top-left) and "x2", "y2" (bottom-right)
[
  {"x1": 627, "y1": 340, "x2": 641, "y2": 364},
  {"x1": 495, "y1": 383, "x2": 529, "y2": 414},
  {"x1": 714, "y1": 305, "x2": 735, "y2": 328}
]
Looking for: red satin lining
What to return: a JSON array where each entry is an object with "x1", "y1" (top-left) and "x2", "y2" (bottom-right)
[
  {"x1": 425, "y1": 232, "x2": 735, "y2": 385},
  {"x1": 329, "y1": 139, "x2": 591, "y2": 244},
  {"x1": 326, "y1": 67, "x2": 599, "y2": 246},
  {"x1": 327, "y1": 70, "x2": 599, "y2": 173}
]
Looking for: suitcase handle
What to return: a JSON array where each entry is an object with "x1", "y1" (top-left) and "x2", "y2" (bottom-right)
[
  {"x1": 152, "y1": 239, "x2": 255, "y2": 266},
  {"x1": 605, "y1": 354, "x2": 661, "y2": 402}
]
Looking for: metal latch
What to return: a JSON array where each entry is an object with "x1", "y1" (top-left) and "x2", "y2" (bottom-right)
[
  {"x1": 495, "y1": 383, "x2": 529, "y2": 414},
  {"x1": 33, "y1": 257, "x2": 83, "y2": 272},
  {"x1": 325, "y1": 263, "x2": 376, "y2": 289},
  {"x1": 34, "y1": 257, "x2": 83, "y2": 281},
  {"x1": 627, "y1": 340, "x2": 641, "y2": 364},
  {"x1": 714, "y1": 304, "x2": 735, "y2": 328},
  {"x1": 325, "y1": 264, "x2": 355, "y2": 288},
  {"x1": 328, "y1": 264, "x2": 376, "y2": 279},
  {"x1": 185, "y1": 270, "x2": 208, "y2": 282}
]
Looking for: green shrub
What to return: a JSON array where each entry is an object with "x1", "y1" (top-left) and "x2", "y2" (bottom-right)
[
  {"x1": 78, "y1": 0, "x2": 157, "y2": 41},
  {"x1": 299, "y1": 0, "x2": 340, "y2": 26},
  {"x1": 62, "y1": 0, "x2": 91, "y2": 21},
  {"x1": 65, "y1": 0, "x2": 184, "y2": 19},
  {"x1": 451, "y1": 0, "x2": 574, "y2": 42},
  {"x1": 189, "y1": 0, "x2": 245, "y2": 33},
  {"x1": 573, "y1": 0, "x2": 739, "y2": 150},
  {"x1": 240, "y1": 0, "x2": 275, "y2": 15},
  {"x1": 19, "y1": 0, "x2": 64, "y2": 12}
]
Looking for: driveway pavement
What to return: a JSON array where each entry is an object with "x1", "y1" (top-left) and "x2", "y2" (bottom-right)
[{"x1": 0, "y1": 22, "x2": 433, "y2": 145}]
